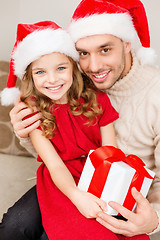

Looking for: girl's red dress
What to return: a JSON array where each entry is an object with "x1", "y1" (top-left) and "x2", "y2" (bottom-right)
[{"x1": 36, "y1": 91, "x2": 149, "y2": 240}]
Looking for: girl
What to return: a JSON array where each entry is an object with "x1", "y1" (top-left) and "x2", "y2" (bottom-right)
[{"x1": 1, "y1": 21, "x2": 122, "y2": 240}]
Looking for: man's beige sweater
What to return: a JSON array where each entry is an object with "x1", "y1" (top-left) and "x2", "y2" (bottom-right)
[{"x1": 107, "y1": 52, "x2": 160, "y2": 234}]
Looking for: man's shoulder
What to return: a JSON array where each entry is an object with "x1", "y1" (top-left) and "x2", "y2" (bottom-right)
[
  {"x1": 142, "y1": 66, "x2": 160, "y2": 102},
  {"x1": 140, "y1": 65, "x2": 160, "y2": 91},
  {"x1": 142, "y1": 65, "x2": 160, "y2": 80}
]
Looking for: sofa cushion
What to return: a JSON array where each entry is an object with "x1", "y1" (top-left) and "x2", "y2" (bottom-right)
[
  {"x1": 0, "y1": 153, "x2": 40, "y2": 220},
  {"x1": 0, "y1": 61, "x2": 32, "y2": 157}
]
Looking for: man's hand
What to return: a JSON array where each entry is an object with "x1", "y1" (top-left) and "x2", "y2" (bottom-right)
[
  {"x1": 10, "y1": 97, "x2": 42, "y2": 138},
  {"x1": 96, "y1": 187, "x2": 159, "y2": 236}
]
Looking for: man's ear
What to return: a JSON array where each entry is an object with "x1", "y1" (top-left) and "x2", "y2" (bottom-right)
[{"x1": 124, "y1": 42, "x2": 132, "y2": 53}]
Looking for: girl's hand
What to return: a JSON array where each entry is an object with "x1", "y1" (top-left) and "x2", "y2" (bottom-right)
[{"x1": 70, "y1": 188, "x2": 107, "y2": 218}]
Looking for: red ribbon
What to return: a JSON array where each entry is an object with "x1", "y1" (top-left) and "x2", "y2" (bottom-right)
[{"x1": 87, "y1": 146, "x2": 154, "y2": 213}]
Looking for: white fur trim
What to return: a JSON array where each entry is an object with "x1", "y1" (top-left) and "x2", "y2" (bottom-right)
[
  {"x1": 13, "y1": 29, "x2": 79, "y2": 79},
  {"x1": 136, "y1": 47, "x2": 157, "y2": 66},
  {"x1": 0, "y1": 87, "x2": 20, "y2": 106},
  {"x1": 68, "y1": 13, "x2": 156, "y2": 65},
  {"x1": 68, "y1": 13, "x2": 141, "y2": 49}
]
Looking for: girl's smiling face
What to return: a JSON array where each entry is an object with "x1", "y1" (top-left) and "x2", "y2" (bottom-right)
[{"x1": 31, "y1": 52, "x2": 73, "y2": 104}]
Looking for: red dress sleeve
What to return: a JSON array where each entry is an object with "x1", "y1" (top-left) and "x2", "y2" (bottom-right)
[{"x1": 97, "y1": 91, "x2": 119, "y2": 127}]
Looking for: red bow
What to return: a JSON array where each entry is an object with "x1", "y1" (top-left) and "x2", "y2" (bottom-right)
[{"x1": 87, "y1": 146, "x2": 154, "y2": 213}]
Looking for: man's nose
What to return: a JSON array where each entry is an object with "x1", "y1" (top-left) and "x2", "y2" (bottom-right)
[{"x1": 88, "y1": 54, "x2": 101, "y2": 73}]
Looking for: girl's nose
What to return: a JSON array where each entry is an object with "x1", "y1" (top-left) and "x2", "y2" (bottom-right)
[{"x1": 47, "y1": 72, "x2": 57, "y2": 84}]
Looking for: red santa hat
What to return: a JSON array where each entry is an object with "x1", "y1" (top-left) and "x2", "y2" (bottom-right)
[
  {"x1": 68, "y1": 0, "x2": 156, "y2": 66},
  {"x1": 1, "y1": 21, "x2": 79, "y2": 106}
]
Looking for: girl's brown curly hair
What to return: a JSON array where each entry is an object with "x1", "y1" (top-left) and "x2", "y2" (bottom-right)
[{"x1": 20, "y1": 56, "x2": 102, "y2": 139}]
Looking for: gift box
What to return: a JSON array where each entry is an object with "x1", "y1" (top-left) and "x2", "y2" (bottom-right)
[{"x1": 78, "y1": 146, "x2": 155, "y2": 215}]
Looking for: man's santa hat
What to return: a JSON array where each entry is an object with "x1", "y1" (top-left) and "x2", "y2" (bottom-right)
[
  {"x1": 1, "y1": 21, "x2": 79, "y2": 106},
  {"x1": 68, "y1": 0, "x2": 156, "y2": 65}
]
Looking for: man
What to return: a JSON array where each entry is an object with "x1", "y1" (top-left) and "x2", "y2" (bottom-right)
[
  {"x1": 67, "y1": 0, "x2": 160, "y2": 237},
  {"x1": 0, "y1": 0, "x2": 159, "y2": 239}
]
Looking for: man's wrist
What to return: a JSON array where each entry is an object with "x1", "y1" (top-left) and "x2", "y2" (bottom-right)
[
  {"x1": 148, "y1": 210, "x2": 160, "y2": 235},
  {"x1": 14, "y1": 130, "x2": 29, "y2": 141}
]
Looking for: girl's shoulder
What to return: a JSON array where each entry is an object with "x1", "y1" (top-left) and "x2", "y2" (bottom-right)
[
  {"x1": 96, "y1": 90, "x2": 109, "y2": 99},
  {"x1": 79, "y1": 88, "x2": 109, "y2": 104},
  {"x1": 96, "y1": 90, "x2": 111, "y2": 106}
]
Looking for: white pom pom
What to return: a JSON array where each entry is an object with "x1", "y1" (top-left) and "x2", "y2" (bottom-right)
[
  {"x1": 0, "y1": 87, "x2": 20, "y2": 106},
  {"x1": 136, "y1": 47, "x2": 157, "y2": 66}
]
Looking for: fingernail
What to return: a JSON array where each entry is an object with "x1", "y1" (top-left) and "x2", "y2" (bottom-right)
[
  {"x1": 103, "y1": 207, "x2": 107, "y2": 212},
  {"x1": 98, "y1": 212, "x2": 103, "y2": 218},
  {"x1": 96, "y1": 217, "x2": 102, "y2": 224}
]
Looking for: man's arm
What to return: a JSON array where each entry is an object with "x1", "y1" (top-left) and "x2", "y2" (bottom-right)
[
  {"x1": 9, "y1": 98, "x2": 42, "y2": 156},
  {"x1": 96, "y1": 187, "x2": 159, "y2": 236},
  {"x1": 96, "y1": 93, "x2": 160, "y2": 236}
]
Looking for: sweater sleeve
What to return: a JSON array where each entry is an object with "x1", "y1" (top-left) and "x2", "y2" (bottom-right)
[
  {"x1": 14, "y1": 111, "x2": 39, "y2": 158},
  {"x1": 15, "y1": 132, "x2": 38, "y2": 158},
  {"x1": 148, "y1": 127, "x2": 160, "y2": 234},
  {"x1": 145, "y1": 80, "x2": 160, "y2": 234}
]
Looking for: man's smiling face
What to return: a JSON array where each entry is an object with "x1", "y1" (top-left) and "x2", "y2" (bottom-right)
[{"x1": 76, "y1": 34, "x2": 131, "y2": 90}]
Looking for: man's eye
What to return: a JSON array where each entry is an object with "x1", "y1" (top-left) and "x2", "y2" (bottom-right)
[
  {"x1": 79, "y1": 52, "x2": 88, "y2": 56},
  {"x1": 102, "y1": 48, "x2": 110, "y2": 53}
]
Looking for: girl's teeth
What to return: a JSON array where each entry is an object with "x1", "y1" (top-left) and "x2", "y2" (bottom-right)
[{"x1": 48, "y1": 85, "x2": 62, "y2": 90}]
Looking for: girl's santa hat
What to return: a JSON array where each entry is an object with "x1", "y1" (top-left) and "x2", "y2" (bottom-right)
[
  {"x1": 1, "y1": 21, "x2": 79, "y2": 106},
  {"x1": 68, "y1": 0, "x2": 156, "y2": 66}
]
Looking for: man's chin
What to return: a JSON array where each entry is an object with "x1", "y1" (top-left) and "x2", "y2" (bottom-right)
[{"x1": 93, "y1": 81, "x2": 112, "y2": 90}]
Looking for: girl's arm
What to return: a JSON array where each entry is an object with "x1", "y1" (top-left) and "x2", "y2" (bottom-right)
[
  {"x1": 30, "y1": 129, "x2": 106, "y2": 218},
  {"x1": 100, "y1": 123, "x2": 117, "y2": 147},
  {"x1": 30, "y1": 129, "x2": 77, "y2": 197}
]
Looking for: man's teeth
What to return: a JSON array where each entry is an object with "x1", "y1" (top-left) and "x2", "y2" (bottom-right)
[{"x1": 94, "y1": 73, "x2": 107, "y2": 79}]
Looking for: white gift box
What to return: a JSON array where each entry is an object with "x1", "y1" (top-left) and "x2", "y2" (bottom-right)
[{"x1": 78, "y1": 149, "x2": 155, "y2": 215}]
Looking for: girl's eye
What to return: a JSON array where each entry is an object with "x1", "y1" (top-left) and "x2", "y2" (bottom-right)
[
  {"x1": 58, "y1": 67, "x2": 65, "y2": 71},
  {"x1": 36, "y1": 70, "x2": 45, "y2": 75}
]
